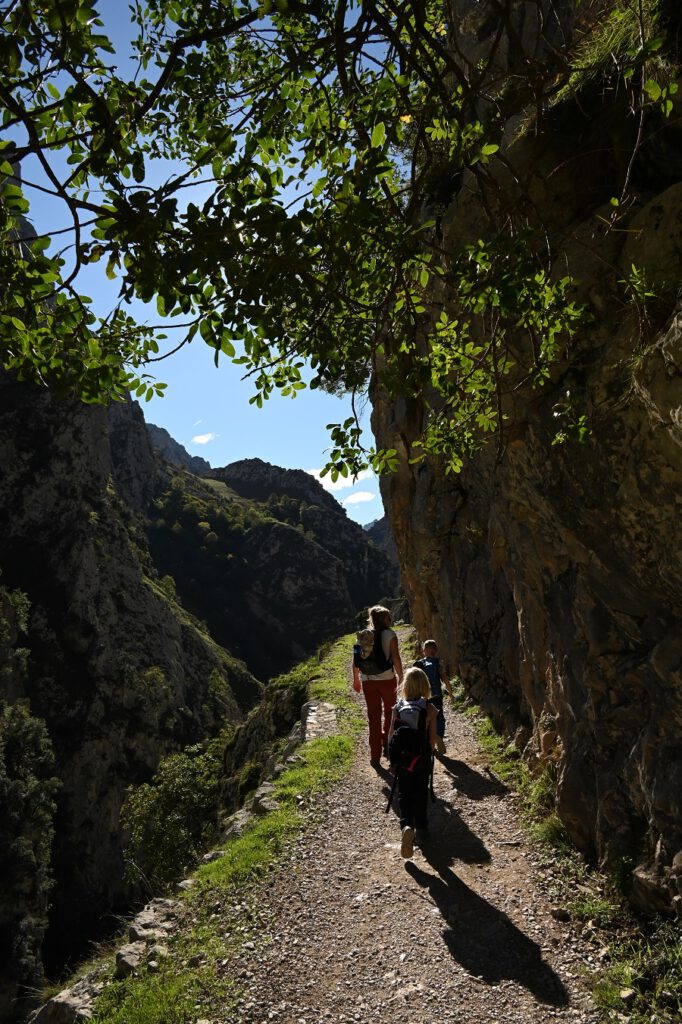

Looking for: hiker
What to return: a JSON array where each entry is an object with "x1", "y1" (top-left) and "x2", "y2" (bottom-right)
[
  {"x1": 414, "y1": 639, "x2": 453, "y2": 754},
  {"x1": 352, "y1": 605, "x2": 403, "y2": 770},
  {"x1": 387, "y1": 666, "x2": 437, "y2": 859}
]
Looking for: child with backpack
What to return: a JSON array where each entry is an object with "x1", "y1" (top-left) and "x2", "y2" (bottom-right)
[
  {"x1": 387, "y1": 666, "x2": 437, "y2": 859},
  {"x1": 414, "y1": 639, "x2": 453, "y2": 755}
]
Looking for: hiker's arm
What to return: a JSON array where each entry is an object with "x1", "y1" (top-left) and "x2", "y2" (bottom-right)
[
  {"x1": 352, "y1": 664, "x2": 362, "y2": 692},
  {"x1": 387, "y1": 707, "x2": 397, "y2": 743},
  {"x1": 441, "y1": 663, "x2": 453, "y2": 698},
  {"x1": 389, "y1": 635, "x2": 403, "y2": 683}
]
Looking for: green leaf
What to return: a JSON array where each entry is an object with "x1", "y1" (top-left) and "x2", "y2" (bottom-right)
[
  {"x1": 643, "y1": 79, "x2": 661, "y2": 102},
  {"x1": 370, "y1": 122, "x2": 386, "y2": 148}
]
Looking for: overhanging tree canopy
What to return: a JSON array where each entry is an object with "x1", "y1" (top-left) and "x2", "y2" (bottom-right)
[{"x1": 0, "y1": 0, "x2": 674, "y2": 474}]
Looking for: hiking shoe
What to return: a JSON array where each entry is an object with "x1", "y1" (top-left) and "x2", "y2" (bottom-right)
[
  {"x1": 400, "y1": 826, "x2": 415, "y2": 859},
  {"x1": 415, "y1": 828, "x2": 430, "y2": 848},
  {"x1": 435, "y1": 736, "x2": 446, "y2": 755},
  {"x1": 370, "y1": 759, "x2": 381, "y2": 771}
]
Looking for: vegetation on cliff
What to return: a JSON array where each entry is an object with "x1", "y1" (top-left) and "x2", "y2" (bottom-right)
[
  {"x1": 0, "y1": 587, "x2": 59, "y2": 1012},
  {"x1": 147, "y1": 461, "x2": 398, "y2": 679},
  {"x1": 4, "y1": 1, "x2": 678, "y2": 476}
]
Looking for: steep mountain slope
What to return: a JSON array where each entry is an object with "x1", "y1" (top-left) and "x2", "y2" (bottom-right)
[
  {"x1": 0, "y1": 384, "x2": 401, "y2": 1018},
  {"x1": 0, "y1": 381, "x2": 258, "y2": 1018},
  {"x1": 148, "y1": 458, "x2": 400, "y2": 680},
  {"x1": 146, "y1": 422, "x2": 211, "y2": 476}
]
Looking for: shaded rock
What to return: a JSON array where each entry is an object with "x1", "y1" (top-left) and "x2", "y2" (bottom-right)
[
  {"x1": 221, "y1": 808, "x2": 253, "y2": 841},
  {"x1": 114, "y1": 942, "x2": 146, "y2": 979},
  {"x1": 251, "y1": 783, "x2": 281, "y2": 815},
  {"x1": 631, "y1": 865, "x2": 673, "y2": 915},
  {"x1": 28, "y1": 975, "x2": 103, "y2": 1023}
]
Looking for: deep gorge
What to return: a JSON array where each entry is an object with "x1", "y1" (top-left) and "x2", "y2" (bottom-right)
[{"x1": 0, "y1": 380, "x2": 398, "y2": 1020}]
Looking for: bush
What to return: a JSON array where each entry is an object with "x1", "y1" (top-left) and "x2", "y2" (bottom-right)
[
  {"x1": 121, "y1": 735, "x2": 227, "y2": 888},
  {"x1": 0, "y1": 701, "x2": 59, "y2": 994}
]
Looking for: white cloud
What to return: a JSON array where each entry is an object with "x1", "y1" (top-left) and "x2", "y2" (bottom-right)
[
  {"x1": 192, "y1": 432, "x2": 218, "y2": 445},
  {"x1": 343, "y1": 491, "x2": 376, "y2": 506},
  {"x1": 306, "y1": 467, "x2": 374, "y2": 493},
  {"x1": 193, "y1": 419, "x2": 202, "y2": 427}
]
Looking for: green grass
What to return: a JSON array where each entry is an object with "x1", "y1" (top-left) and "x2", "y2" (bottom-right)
[
  {"x1": 592, "y1": 921, "x2": 682, "y2": 1023},
  {"x1": 72, "y1": 634, "x2": 363, "y2": 1024}
]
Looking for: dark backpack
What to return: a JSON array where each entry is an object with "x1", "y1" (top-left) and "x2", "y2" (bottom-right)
[
  {"x1": 387, "y1": 699, "x2": 430, "y2": 771},
  {"x1": 414, "y1": 656, "x2": 442, "y2": 698},
  {"x1": 353, "y1": 627, "x2": 393, "y2": 676}
]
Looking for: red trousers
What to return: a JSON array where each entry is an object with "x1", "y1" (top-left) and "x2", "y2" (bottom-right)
[{"x1": 362, "y1": 676, "x2": 398, "y2": 760}]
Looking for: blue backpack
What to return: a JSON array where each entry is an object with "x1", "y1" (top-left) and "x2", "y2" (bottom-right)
[{"x1": 415, "y1": 657, "x2": 442, "y2": 698}]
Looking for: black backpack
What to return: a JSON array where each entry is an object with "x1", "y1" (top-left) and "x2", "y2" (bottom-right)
[
  {"x1": 387, "y1": 700, "x2": 430, "y2": 771},
  {"x1": 354, "y1": 627, "x2": 393, "y2": 676}
]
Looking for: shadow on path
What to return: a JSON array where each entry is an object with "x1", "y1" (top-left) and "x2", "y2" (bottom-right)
[
  {"x1": 405, "y1": 858, "x2": 569, "y2": 1007},
  {"x1": 437, "y1": 755, "x2": 508, "y2": 799},
  {"x1": 381, "y1": 774, "x2": 491, "y2": 865}
]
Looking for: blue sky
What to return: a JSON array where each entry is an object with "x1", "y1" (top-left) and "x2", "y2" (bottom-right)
[
  {"x1": 144, "y1": 338, "x2": 381, "y2": 523},
  {"x1": 14, "y1": 2, "x2": 385, "y2": 525}
]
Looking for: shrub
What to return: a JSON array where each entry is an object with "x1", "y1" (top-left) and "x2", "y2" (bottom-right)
[
  {"x1": 121, "y1": 735, "x2": 227, "y2": 889},
  {"x1": 0, "y1": 701, "x2": 59, "y2": 993}
]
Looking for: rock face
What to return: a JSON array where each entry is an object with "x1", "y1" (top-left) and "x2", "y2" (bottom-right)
[
  {"x1": 364, "y1": 516, "x2": 399, "y2": 570},
  {"x1": 372, "y1": 6, "x2": 682, "y2": 909},
  {"x1": 0, "y1": 380, "x2": 258, "y2": 1018},
  {"x1": 146, "y1": 422, "x2": 211, "y2": 477}
]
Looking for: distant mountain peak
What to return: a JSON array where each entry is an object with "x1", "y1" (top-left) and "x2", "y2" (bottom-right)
[
  {"x1": 214, "y1": 457, "x2": 342, "y2": 513},
  {"x1": 146, "y1": 422, "x2": 212, "y2": 476}
]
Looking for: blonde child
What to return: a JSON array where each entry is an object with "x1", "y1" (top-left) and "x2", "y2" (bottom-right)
[{"x1": 387, "y1": 667, "x2": 437, "y2": 858}]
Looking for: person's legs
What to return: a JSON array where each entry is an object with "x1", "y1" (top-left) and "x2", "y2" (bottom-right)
[
  {"x1": 413, "y1": 763, "x2": 430, "y2": 831},
  {"x1": 362, "y1": 680, "x2": 383, "y2": 763},
  {"x1": 397, "y1": 770, "x2": 416, "y2": 830},
  {"x1": 378, "y1": 676, "x2": 398, "y2": 755},
  {"x1": 398, "y1": 769, "x2": 425, "y2": 858}
]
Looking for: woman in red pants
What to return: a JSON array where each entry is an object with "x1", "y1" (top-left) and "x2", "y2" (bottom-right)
[{"x1": 352, "y1": 605, "x2": 403, "y2": 770}]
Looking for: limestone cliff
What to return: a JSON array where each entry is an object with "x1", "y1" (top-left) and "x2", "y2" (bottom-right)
[{"x1": 372, "y1": 2, "x2": 682, "y2": 912}]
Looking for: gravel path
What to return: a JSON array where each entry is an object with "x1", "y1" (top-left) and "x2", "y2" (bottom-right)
[{"x1": 230, "y1": 678, "x2": 600, "y2": 1024}]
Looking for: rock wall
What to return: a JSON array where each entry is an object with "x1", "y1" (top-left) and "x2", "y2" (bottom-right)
[{"x1": 373, "y1": 12, "x2": 682, "y2": 912}]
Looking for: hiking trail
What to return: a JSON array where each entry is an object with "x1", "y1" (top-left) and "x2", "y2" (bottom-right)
[{"x1": 217, "y1": 651, "x2": 600, "y2": 1024}]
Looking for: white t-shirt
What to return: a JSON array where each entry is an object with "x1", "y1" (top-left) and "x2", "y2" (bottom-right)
[{"x1": 361, "y1": 627, "x2": 397, "y2": 681}]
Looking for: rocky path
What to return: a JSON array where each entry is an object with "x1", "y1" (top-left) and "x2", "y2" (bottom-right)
[{"x1": 228, "y1": 686, "x2": 600, "y2": 1024}]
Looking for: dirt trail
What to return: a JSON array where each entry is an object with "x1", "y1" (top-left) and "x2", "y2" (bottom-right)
[{"x1": 228, "y1": 665, "x2": 600, "y2": 1024}]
